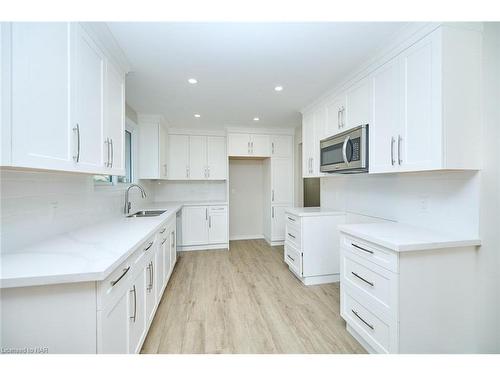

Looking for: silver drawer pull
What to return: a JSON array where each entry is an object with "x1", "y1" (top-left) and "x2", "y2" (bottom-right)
[
  {"x1": 161, "y1": 238, "x2": 167, "y2": 245},
  {"x1": 352, "y1": 243, "x2": 374, "y2": 254},
  {"x1": 144, "y1": 241, "x2": 154, "y2": 252},
  {"x1": 287, "y1": 217, "x2": 296, "y2": 222},
  {"x1": 288, "y1": 233, "x2": 296, "y2": 239},
  {"x1": 352, "y1": 309, "x2": 374, "y2": 330},
  {"x1": 351, "y1": 271, "x2": 374, "y2": 287},
  {"x1": 287, "y1": 254, "x2": 295, "y2": 262},
  {"x1": 110, "y1": 266, "x2": 130, "y2": 287},
  {"x1": 160, "y1": 228, "x2": 166, "y2": 234},
  {"x1": 130, "y1": 285, "x2": 137, "y2": 322}
]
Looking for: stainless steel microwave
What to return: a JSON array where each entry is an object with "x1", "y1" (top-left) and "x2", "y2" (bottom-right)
[{"x1": 320, "y1": 124, "x2": 368, "y2": 173}]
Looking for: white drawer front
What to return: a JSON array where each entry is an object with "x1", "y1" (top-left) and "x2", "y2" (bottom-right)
[
  {"x1": 285, "y1": 224, "x2": 301, "y2": 249},
  {"x1": 342, "y1": 249, "x2": 397, "y2": 314},
  {"x1": 342, "y1": 286, "x2": 394, "y2": 354},
  {"x1": 341, "y1": 234, "x2": 398, "y2": 272},
  {"x1": 284, "y1": 243, "x2": 302, "y2": 277},
  {"x1": 284, "y1": 213, "x2": 300, "y2": 231}
]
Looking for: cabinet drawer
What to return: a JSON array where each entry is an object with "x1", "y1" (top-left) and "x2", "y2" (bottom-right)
[
  {"x1": 285, "y1": 224, "x2": 301, "y2": 249},
  {"x1": 284, "y1": 243, "x2": 302, "y2": 277},
  {"x1": 284, "y1": 213, "x2": 300, "y2": 231},
  {"x1": 341, "y1": 234, "x2": 398, "y2": 272},
  {"x1": 341, "y1": 249, "x2": 397, "y2": 314},
  {"x1": 342, "y1": 286, "x2": 393, "y2": 354}
]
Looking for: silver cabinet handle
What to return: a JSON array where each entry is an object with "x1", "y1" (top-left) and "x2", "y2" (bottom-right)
[
  {"x1": 272, "y1": 207, "x2": 275, "y2": 218},
  {"x1": 130, "y1": 285, "x2": 137, "y2": 322},
  {"x1": 209, "y1": 216, "x2": 212, "y2": 228},
  {"x1": 272, "y1": 142, "x2": 275, "y2": 154},
  {"x1": 342, "y1": 135, "x2": 351, "y2": 165},
  {"x1": 151, "y1": 261, "x2": 154, "y2": 289},
  {"x1": 73, "y1": 124, "x2": 80, "y2": 162},
  {"x1": 272, "y1": 190, "x2": 275, "y2": 202},
  {"x1": 287, "y1": 216, "x2": 296, "y2": 222},
  {"x1": 352, "y1": 309, "x2": 374, "y2": 330},
  {"x1": 287, "y1": 254, "x2": 295, "y2": 262},
  {"x1": 110, "y1": 138, "x2": 114, "y2": 168},
  {"x1": 391, "y1": 137, "x2": 395, "y2": 166},
  {"x1": 161, "y1": 238, "x2": 167, "y2": 245},
  {"x1": 351, "y1": 271, "x2": 374, "y2": 287},
  {"x1": 337, "y1": 108, "x2": 341, "y2": 129},
  {"x1": 288, "y1": 233, "x2": 296, "y2": 239},
  {"x1": 160, "y1": 228, "x2": 166, "y2": 234},
  {"x1": 110, "y1": 266, "x2": 130, "y2": 287},
  {"x1": 341, "y1": 107, "x2": 345, "y2": 128},
  {"x1": 251, "y1": 141, "x2": 254, "y2": 153},
  {"x1": 352, "y1": 243, "x2": 374, "y2": 254},
  {"x1": 205, "y1": 207, "x2": 208, "y2": 220},
  {"x1": 144, "y1": 241, "x2": 154, "y2": 252},
  {"x1": 207, "y1": 166, "x2": 210, "y2": 178},
  {"x1": 104, "y1": 138, "x2": 110, "y2": 167},
  {"x1": 398, "y1": 135, "x2": 402, "y2": 165}
]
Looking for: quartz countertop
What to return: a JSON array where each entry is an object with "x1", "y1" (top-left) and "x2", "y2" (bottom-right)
[
  {"x1": 285, "y1": 207, "x2": 346, "y2": 217},
  {"x1": 0, "y1": 200, "x2": 226, "y2": 289},
  {"x1": 338, "y1": 222, "x2": 481, "y2": 252}
]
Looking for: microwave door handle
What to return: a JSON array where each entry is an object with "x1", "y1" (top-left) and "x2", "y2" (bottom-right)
[{"x1": 342, "y1": 136, "x2": 350, "y2": 165}]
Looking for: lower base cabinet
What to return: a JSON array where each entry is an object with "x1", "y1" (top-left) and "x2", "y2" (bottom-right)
[
  {"x1": 128, "y1": 269, "x2": 146, "y2": 354},
  {"x1": 180, "y1": 205, "x2": 228, "y2": 250}
]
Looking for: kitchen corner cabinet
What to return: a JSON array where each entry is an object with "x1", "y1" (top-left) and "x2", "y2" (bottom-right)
[
  {"x1": 138, "y1": 118, "x2": 168, "y2": 179},
  {"x1": 227, "y1": 133, "x2": 270, "y2": 157},
  {"x1": 181, "y1": 205, "x2": 228, "y2": 250},
  {"x1": 5, "y1": 22, "x2": 126, "y2": 175}
]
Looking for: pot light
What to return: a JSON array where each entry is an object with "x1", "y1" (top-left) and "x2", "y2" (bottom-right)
[
  {"x1": 188, "y1": 78, "x2": 198, "y2": 84},
  {"x1": 194, "y1": 114, "x2": 201, "y2": 118},
  {"x1": 253, "y1": 117, "x2": 260, "y2": 121},
  {"x1": 274, "y1": 85, "x2": 283, "y2": 92}
]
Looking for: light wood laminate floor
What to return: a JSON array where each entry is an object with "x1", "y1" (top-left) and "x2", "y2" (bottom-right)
[{"x1": 141, "y1": 239, "x2": 366, "y2": 354}]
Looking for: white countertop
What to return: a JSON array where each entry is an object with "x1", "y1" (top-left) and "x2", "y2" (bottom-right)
[
  {"x1": 0, "y1": 200, "x2": 226, "y2": 289},
  {"x1": 338, "y1": 222, "x2": 481, "y2": 252},
  {"x1": 285, "y1": 207, "x2": 345, "y2": 217}
]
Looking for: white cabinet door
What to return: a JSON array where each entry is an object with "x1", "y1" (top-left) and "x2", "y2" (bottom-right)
[
  {"x1": 72, "y1": 24, "x2": 105, "y2": 173},
  {"x1": 128, "y1": 269, "x2": 146, "y2": 354},
  {"x1": 189, "y1": 135, "x2": 208, "y2": 180},
  {"x1": 11, "y1": 23, "x2": 75, "y2": 171},
  {"x1": 105, "y1": 60, "x2": 125, "y2": 175},
  {"x1": 169, "y1": 226, "x2": 177, "y2": 271},
  {"x1": 271, "y1": 135, "x2": 293, "y2": 158},
  {"x1": 311, "y1": 105, "x2": 327, "y2": 176},
  {"x1": 159, "y1": 123, "x2": 168, "y2": 178},
  {"x1": 370, "y1": 58, "x2": 401, "y2": 173},
  {"x1": 168, "y1": 134, "x2": 190, "y2": 179},
  {"x1": 302, "y1": 112, "x2": 315, "y2": 177},
  {"x1": 208, "y1": 206, "x2": 228, "y2": 244},
  {"x1": 271, "y1": 205, "x2": 287, "y2": 241},
  {"x1": 345, "y1": 76, "x2": 372, "y2": 130},
  {"x1": 99, "y1": 290, "x2": 129, "y2": 354},
  {"x1": 227, "y1": 133, "x2": 250, "y2": 156},
  {"x1": 155, "y1": 237, "x2": 165, "y2": 299},
  {"x1": 163, "y1": 231, "x2": 172, "y2": 282},
  {"x1": 325, "y1": 95, "x2": 346, "y2": 137},
  {"x1": 145, "y1": 258, "x2": 156, "y2": 323},
  {"x1": 271, "y1": 158, "x2": 293, "y2": 204},
  {"x1": 207, "y1": 136, "x2": 227, "y2": 180},
  {"x1": 251, "y1": 134, "x2": 271, "y2": 157},
  {"x1": 399, "y1": 33, "x2": 441, "y2": 172},
  {"x1": 181, "y1": 206, "x2": 209, "y2": 246}
]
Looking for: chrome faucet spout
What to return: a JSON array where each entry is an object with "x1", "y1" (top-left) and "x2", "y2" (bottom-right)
[{"x1": 124, "y1": 184, "x2": 147, "y2": 215}]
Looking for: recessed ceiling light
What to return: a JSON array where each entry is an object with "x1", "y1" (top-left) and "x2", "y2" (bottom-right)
[
  {"x1": 253, "y1": 117, "x2": 260, "y2": 121},
  {"x1": 194, "y1": 114, "x2": 201, "y2": 118},
  {"x1": 188, "y1": 78, "x2": 198, "y2": 84},
  {"x1": 274, "y1": 85, "x2": 283, "y2": 92}
]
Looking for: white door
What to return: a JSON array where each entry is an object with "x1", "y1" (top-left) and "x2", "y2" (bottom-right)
[
  {"x1": 105, "y1": 60, "x2": 125, "y2": 175},
  {"x1": 325, "y1": 95, "x2": 346, "y2": 137},
  {"x1": 370, "y1": 58, "x2": 401, "y2": 173},
  {"x1": 271, "y1": 135, "x2": 293, "y2": 158},
  {"x1": 271, "y1": 205, "x2": 287, "y2": 241},
  {"x1": 189, "y1": 135, "x2": 208, "y2": 179},
  {"x1": 227, "y1": 133, "x2": 250, "y2": 156},
  {"x1": 168, "y1": 134, "x2": 190, "y2": 179},
  {"x1": 271, "y1": 158, "x2": 293, "y2": 204},
  {"x1": 181, "y1": 206, "x2": 209, "y2": 246},
  {"x1": 128, "y1": 269, "x2": 146, "y2": 354},
  {"x1": 72, "y1": 24, "x2": 105, "y2": 173},
  {"x1": 302, "y1": 112, "x2": 314, "y2": 177},
  {"x1": 145, "y1": 258, "x2": 156, "y2": 323},
  {"x1": 251, "y1": 134, "x2": 271, "y2": 157},
  {"x1": 11, "y1": 23, "x2": 75, "y2": 171},
  {"x1": 345, "y1": 76, "x2": 372, "y2": 130},
  {"x1": 99, "y1": 291, "x2": 129, "y2": 354},
  {"x1": 208, "y1": 206, "x2": 228, "y2": 244},
  {"x1": 159, "y1": 123, "x2": 168, "y2": 179},
  {"x1": 399, "y1": 33, "x2": 442, "y2": 172},
  {"x1": 207, "y1": 136, "x2": 227, "y2": 180}
]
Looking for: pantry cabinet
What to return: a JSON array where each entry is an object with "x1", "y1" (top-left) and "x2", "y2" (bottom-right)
[
  {"x1": 227, "y1": 133, "x2": 270, "y2": 157},
  {"x1": 181, "y1": 205, "x2": 228, "y2": 249}
]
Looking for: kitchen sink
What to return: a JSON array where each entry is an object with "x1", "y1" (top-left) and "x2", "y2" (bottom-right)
[{"x1": 127, "y1": 210, "x2": 167, "y2": 218}]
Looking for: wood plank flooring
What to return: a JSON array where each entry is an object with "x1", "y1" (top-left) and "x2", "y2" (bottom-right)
[{"x1": 140, "y1": 239, "x2": 366, "y2": 354}]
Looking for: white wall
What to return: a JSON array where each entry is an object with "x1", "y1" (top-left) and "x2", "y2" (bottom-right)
[
  {"x1": 152, "y1": 180, "x2": 226, "y2": 202},
  {"x1": 0, "y1": 170, "x2": 154, "y2": 252},
  {"x1": 228, "y1": 159, "x2": 264, "y2": 240}
]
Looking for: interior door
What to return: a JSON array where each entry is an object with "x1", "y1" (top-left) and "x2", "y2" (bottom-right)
[
  {"x1": 189, "y1": 136, "x2": 208, "y2": 179},
  {"x1": 271, "y1": 158, "x2": 293, "y2": 204},
  {"x1": 105, "y1": 60, "x2": 125, "y2": 174},
  {"x1": 128, "y1": 269, "x2": 145, "y2": 354},
  {"x1": 72, "y1": 24, "x2": 105, "y2": 173},
  {"x1": 251, "y1": 134, "x2": 271, "y2": 157},
  {"x1": 207, "y1": 136, "x2": 227, "y2": 180},
  {"x1": 168, "y1": 134, "x2": 189, "y2": 179},
  {"x1": 11, "y1": 23, "x2": 75, "y2": 171},
  {"x1": 181, "y1": 206, "x2": 209, "y2": 246},
  {"x1": 208, "y1": 206, "x2": 228, "y2": 244},
  {"x1": 227, "y1": 133, "x2": 250, "y2": 156}
]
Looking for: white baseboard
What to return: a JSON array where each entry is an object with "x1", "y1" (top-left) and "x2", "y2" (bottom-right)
[
  {"x1": 179, "y1": 243, "x2": 229, "y2": 252},
  {"x1": 264, "y1": 237, "x2": 285, "y2": 247},
  {"x1": 229, "y1": 234, "x2": 264, "y2": 241}
]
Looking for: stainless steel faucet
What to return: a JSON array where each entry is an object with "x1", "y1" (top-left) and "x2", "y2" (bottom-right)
[{"x1": 124, "y1": 184, "x2": 147, "y2": 214}]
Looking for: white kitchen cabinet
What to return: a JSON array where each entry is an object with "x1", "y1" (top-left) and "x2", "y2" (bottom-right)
[
  {"x1": 138, "y1": 116, "x2": 169, "y2": 179},
  {"x1": 271, "y1": 157, "x2": 293, "y2": 204},
  {"x1": 302, "y1": 112, "x2": 315, "y2": 177},
  {"x1": 128, "y1": 268, "x2": 146, "y2": 354},
  {"x1": 271, "y1": 205, "x2": 287, "y2": 241},
  {"x1": 156, "y1": 234, "x2": 166, "y2": 299},
  {"x1": 345, "y1": 76, "x2": 372, "y2": 131},
  {"x1": 99, "y1": 287, "x2": 129, "y2": 354},
  {"x1": 271, "y1": 135, "x2": 293, "y2": 157},
  {"x1": 145, "y1": 257, "x2": 156, "y2": 324},
  {"x1": 207, "y1": 136, "x2": 227, "y2": 179},
  {"x1": 227, "y1": 133, "x2": 270, "y2": 157},
  {"x1": 169, "y1": 224, "x2": 177, "y2": 271},
  {"x1": 325, "y1": 95, "x2": 346, "y2": 138},
  {"x1": 189, "y1": 135, "x2": 208, "y2": 179},
  {"x1": 208, "y1": 206, "x2": 228, "y2": 244},
  {"x1": 181, "y1": 205, "x2": 228, "y2": 250},
  {"x1": 167, "y1": 134, "x2": 189, "y2": 179}
]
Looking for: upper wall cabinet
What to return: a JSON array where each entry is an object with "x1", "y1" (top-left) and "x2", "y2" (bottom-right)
[
  {"x1": 227, "y1": 133, "x2": 270, "y2": 157},
  {"x1": 138, "y1": 116, "x2": 168, "y2": 179},
  {"x1": 271, "y1": 135, "x2": 293, "y2": 158},
  {"x1": 4, "y1": 22, "x2": 127, "y2": 175}
]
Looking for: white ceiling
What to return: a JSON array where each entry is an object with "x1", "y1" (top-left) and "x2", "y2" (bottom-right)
[{"x1": 108, "y1": 22, "x2": 408, "y2": 129}]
